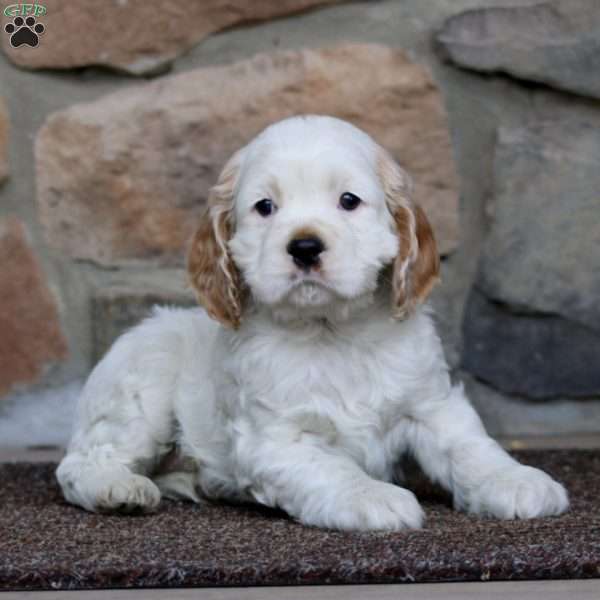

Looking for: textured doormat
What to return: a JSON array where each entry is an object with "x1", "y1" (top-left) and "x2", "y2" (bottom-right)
[{"x1": 1, "y1": 450, "x2": 599, "y2": 591}]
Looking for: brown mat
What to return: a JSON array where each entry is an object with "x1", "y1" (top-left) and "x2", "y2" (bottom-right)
[{"x1": 1, "y1": 450, "x2": 599, "y2": 591}]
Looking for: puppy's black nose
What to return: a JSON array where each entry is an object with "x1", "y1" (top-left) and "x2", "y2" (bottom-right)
[{"x1": 287, "y1": 236, "x2": 325, "y2": 269}]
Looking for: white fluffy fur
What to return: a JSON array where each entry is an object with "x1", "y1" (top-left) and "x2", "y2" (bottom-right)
[{"x1": 57, "y1": 116, "x2": 568, "y2": 530}]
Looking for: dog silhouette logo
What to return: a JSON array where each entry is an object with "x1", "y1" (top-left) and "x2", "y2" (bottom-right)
[{"x1": 3, "y1": 3, "x2": 46, "y2": 48}]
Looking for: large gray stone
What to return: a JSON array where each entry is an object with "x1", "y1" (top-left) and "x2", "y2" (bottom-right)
[
  {"x1": 462, "y1": 289, "x2": 600, "y2": 400},
  {"x1": 461, "y1": 372, "x2": 600, "y2": 437},
  {"x1": 436, "y1": 0, "x2": 600, "y2": 100},
  {"x1": 478, "y1": 119, "x2": 600, "y2": 332}
]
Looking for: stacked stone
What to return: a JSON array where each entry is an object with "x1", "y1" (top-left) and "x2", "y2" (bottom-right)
[
  {"x1": 0, "y1": 0, "x2": 599, "y2": 437},
  {"x1": 0, "y1": 1, "x2": 459, "y2": 407},
  {"x1": 436, "y1": 0, "x2": 600, "y2": 411}
]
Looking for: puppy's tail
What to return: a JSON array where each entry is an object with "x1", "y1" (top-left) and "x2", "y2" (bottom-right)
[{"x1": 0, "y1": 379, "x2": 82, "y2": 447}]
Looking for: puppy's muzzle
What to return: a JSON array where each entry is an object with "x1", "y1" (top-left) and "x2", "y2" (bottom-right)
[{"x1": 287, "y1": 236, "x2": 325, "y2": 270}]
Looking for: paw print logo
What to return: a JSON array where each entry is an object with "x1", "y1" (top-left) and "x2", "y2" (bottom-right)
[{"x1": 4, "y1": 15, "x2": 45, "y2": 48}]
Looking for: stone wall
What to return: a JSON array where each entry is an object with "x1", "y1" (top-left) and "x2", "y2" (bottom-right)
[{"x1": 1, "y1": 0, "x2": 599, "y2": 442}]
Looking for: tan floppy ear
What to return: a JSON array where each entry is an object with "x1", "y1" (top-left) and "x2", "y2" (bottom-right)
[
  {"x1": 187, "y1": 151, "x2": 245, "y2": 329},
  {"x1": 378, "y1": 151, "x2": 440, "y2": 319}
]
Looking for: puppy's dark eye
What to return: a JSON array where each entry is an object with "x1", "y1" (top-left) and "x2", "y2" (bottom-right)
[
  {"x1": 339, "y1": 192, "x2": 362, "y2": 211},
  {"x1": 255, "y1": 198, "x2": 276, "y2": 217}
]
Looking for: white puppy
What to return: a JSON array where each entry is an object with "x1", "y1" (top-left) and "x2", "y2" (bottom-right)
[{"x1": 57, "y1": 115, "x2": 568, "y2": 530}]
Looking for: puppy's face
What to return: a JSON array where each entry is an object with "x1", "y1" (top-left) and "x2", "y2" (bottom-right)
[
  {"x1": 188, "y1": 116, "x2": 439, "y2": 327},
  {"x1": 230, "y1": 129, "x2": 398, "y2": 314}
]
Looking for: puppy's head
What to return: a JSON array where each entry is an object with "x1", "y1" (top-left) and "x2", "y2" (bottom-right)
[{"x1": 188, "y1": 115, "x2": 439, "y2": 327}]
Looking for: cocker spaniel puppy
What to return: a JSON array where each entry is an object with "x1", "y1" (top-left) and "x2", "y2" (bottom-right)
[{"x1": 57, "y1": 116, "x2": 568, "y2": 530}]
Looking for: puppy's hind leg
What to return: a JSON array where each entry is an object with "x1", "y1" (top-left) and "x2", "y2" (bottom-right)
[
  {"x1": 57, "y1": 356, "x2": 175, "y2": 514},
  {"x1": 57, "y1": 442, "x2": 164, "y2": 514}
]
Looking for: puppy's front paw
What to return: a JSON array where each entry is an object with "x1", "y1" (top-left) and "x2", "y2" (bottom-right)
[
  {"x1": 95, "y1": 474, "x2": 161, "y2": 514},
  {"x1": 332, "y1": 481, "x2": 425, "y2": 531},
  {"x1": 467, "y1": 465, "x2": 569, "y2": 520}
]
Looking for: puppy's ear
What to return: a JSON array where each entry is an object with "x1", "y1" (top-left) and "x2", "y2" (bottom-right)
[
  {"x1": 188, "y1": 150, "x2": 245, "y2": 329},
  {"x1": 378, "y1": 151, "x2": 440, "y2": 319}
]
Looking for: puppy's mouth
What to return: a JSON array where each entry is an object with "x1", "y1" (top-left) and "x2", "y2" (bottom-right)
[
  {"x1": 285, "y1": 274, "x2": 336, "y2": 307},
  {"x1": 289, "y1": 268, "x2": 335, "y2": 290}
]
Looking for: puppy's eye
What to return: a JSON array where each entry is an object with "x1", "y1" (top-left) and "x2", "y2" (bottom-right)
[
  {"x1": 254, "y1": 198, "x2": 276, "y2": 217},
  {"x1": 339, "y1": 192, "x2": 362, "y2": 211}
]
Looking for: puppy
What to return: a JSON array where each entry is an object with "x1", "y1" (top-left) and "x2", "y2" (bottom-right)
[{"x1": 57, "y1": 115, "x2": 568, "y2": 530}]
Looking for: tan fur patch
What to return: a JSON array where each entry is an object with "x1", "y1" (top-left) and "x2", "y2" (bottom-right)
[
  {"x1": 290, "y1": 226, "x2": 323, "y2": 242},
  {"x1": 411, "y1": 204, "x2": 440, "y2": 304},
  {"x1": 187, "y1": 151, "x2": 245, "y2": 329},
  {"x1": 378, "y1": 150, "x2": 440, "y2": 318}
]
